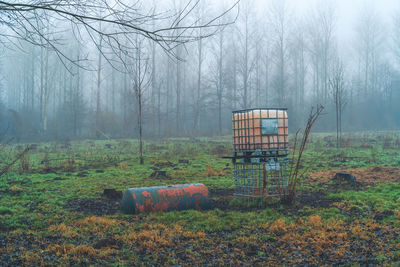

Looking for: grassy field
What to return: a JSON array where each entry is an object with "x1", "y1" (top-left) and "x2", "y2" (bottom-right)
[{"x1": 1, "y1": 132, "x2": 400, "y2": 265}]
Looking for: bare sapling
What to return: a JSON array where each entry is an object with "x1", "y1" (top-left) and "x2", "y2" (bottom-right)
[
  {"x1": 0, "y1": 145, "x2": 31, "y2": 177},
  {"x1": 281, "y1": 105, "x2": 324, "y2": 204}
]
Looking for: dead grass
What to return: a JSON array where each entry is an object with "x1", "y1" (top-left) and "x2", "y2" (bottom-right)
[
  {"x1": 204, "y1": 165, "x2": 226, "y2": 177},
  {"x1": 76, "y1": 216, "x2": 118, "y2": 228},
  {"x1": 47, "y1": 243, "x2": 118, "y2": 260},
  {"x1": 48, "y1": 223, "x2": 78, "y2": 238},
  {"x1": 119, "y1": 224, "x2": 209, "y2": 254}
]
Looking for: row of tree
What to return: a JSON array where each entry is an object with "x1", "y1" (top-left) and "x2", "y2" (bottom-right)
[{"x1": 0, "y1": 0, "x2": 399, "y2": 142}]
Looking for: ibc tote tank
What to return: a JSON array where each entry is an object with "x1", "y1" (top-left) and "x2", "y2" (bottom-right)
[{"x1": 232, "y1": 108, "x2": 288, "y2": 151}]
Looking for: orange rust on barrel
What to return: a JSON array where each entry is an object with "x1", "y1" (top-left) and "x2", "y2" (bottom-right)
[
  {"x1": 142, "y1": 191, "x2": 151, "y2": 198},
  {"x1": 122, "y1": 184, "x2": 210, "y2": 214}
]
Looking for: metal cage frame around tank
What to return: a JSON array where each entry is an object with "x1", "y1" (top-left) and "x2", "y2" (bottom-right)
[{"x1": 233, "y1": 156, "x2": 289, "y2": 198}]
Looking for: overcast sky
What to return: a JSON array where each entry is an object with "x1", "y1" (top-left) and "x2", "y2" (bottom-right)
[
  {"x1": 247, "y1": 0, "x2": 400, "y2": 65},
  {"x1": 256, "y1": 0, "x2": 399, "y2": 39}
]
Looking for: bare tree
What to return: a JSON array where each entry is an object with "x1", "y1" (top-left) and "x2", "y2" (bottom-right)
[
  {"x1": 237, "y1": 0, "x2": 255, "y2": 109},
  {"x1": 262, "y1": 27, "x2": 272, "y2": 107},
  {"x1": 194, "y1": 1, "x2": 207, "y2": 133},
  {"x1": 269, "y1": 0, "x2": 291, "y2": 106},
  {"x1": 0, "y1": 0, "x2": 239, "y2": 68},
  {"x1": 283, "y1": 105, "x2": 324, "y2": 204},
  {"x1": 150, "y1": 0, "x2": 157, "y2": 135},
  {"x1": 393, "y1": 12, "x2": 400, "y2": 65},
  {"x1": 131, "y1": 36, "x2": 150, "y2": 164},
  {"x1": 306, "y1": 2, "x2": 336, "y2": 104},
  {"x1": 210, "y1": 29, "x2": 225, "y2": 135},
  {"x1": 329, "y1": 60, "x2": 347, "y2": 148},
  {"x1": 290, "y1": 21, "x2": 307, "y2": 111},
  {"x1": 355, "y1": 7, "x2": 385, "y2": 100}
]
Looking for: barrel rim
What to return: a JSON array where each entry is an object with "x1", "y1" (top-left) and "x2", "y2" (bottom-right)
[{"x1": 125, "y1": 183, "x2": 205, "y2": 191}]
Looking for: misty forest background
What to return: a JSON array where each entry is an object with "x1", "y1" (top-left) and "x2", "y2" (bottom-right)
[{"x1": 1, "y1": 0, "x2": 399, "y2": 142}]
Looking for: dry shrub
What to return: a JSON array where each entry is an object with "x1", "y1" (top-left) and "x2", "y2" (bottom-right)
[
  {"x1": 20, "y1": 151, "x2": 30, "y2": 173},
  {"x1": 0, "y1": 145, "x2": 30, "y2": 177},
  {"x1": 48, "y1": 223, "x2": 78, "y2": 238},
  {"x1": 267, "y1": 216, "x2": 349, "y2": 261},
  {"x1": 235, "y1": 235, "x2": 259, "y2": 247},
  {"x1": 119, "y1": 161, "x2": 129, "y2": 170},
  {"x1": 43, "y1": 150, "x2": 50, "y2": 171},
  {"x1": 332, "y1": 201, "x2": 346, "y2": 209},
  {"x1": 119, "y1": 223, "x2": 209, "y2": 253},
  {"x1": 20, "y1": 251, "x2": 41, "y2": 266},
  {"x1": 259, "y1": 215, "x2": 397, "y2": 264},
  {"x1": 63, "y1": 157, "x2": 75, "y2": 172},
  {"x1": 182, "y1": 231, "x2": 206, "y2": 240},
  {"x1": 204, "y1": 165, "x2": 226, "y2": 177},
  {"x1": 308, "y1": 215, "x2": 323, "y2": 227},
  {"x1": 269, "y1": 219, "x2": 291, "y2": 233},
  {"x1": 350, "y1": 220, "x2": 383, "y2": 241},
  {"x1": 49, "y1": 217, "x2": 119, "y2": 240},
  {"x1": 47, "y1": 244, "x2": 118, "y2": 260},
  {"x1": 77, "y1": 216, "x2": 118, "y2": 229},
  {"x1": 394, "y1": 210, "x2": 400, "y2": 218},
  {"x1": 283, "y1": 105, "x2": 324, "y2": 204}
]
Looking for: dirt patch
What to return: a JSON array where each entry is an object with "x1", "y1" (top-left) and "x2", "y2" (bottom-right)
[
  {"x1": 65, "y1": 198, "x2": 121, "y2": 216},
  {"x1": 93, "y1": 237, "x2": 121, "y2": 249},
  {"x1": 149, "y1": 170, "x2": 170, "y2": 179},
  {"x1": 295, "y1": 191, "x2": 338, "y2": 208},
  {"x1": 152, "y1": 161, "x2": 176, "y2": 168},
  {"x1": 209, "y1": 189, "x2": 339, "y2": 214},
  {"x1": 76, "y1": 171, "x2": 88, "y2": 177},
  {"x1": 0, "y1": 189, "x2": 23, "y2": 197},
  {"x1": 102, "y1": 189, "x2": 122, "y2": 200},
  {"x1": 210, "y1": 188, "x2": 235, "y2": 209},
  {"x1": 373, "y1": 210, "x2": 394, "y2": 221},
  {"x1": 308, "y1": 166, "x2": 400, "y2": 184}
]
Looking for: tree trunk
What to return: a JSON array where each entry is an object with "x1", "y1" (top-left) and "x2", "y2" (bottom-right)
[
  {"x1": 195, "y1": 38, "x2": 202, "y2": 132},
  {"x1": 218, "y1": 31, "x2": 223, "y2": 135},
  {"x1": 96, "y1": 32, "x2": 103, "y2": 138},
  {"x1": 43, "y1": 47, "x2": 49, "y2": 134}
]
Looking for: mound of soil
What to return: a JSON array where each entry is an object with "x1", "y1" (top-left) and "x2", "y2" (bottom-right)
[
  {"x1": 153, "y1": 161, "x2": 176, "y2": 168},
  {"x1": 308, "y1": 167, "x2": 400, "y2": 184},
  {"x1": 65, "y1": 198, "x2": 121, "y2": 216},
  {"x1": 373, "y1": 210, "x2": 394, "y2": 221},
  {"x1": 149, "y1": 170, "x2": 169, "y2": 179},
  {"x1": 94, "y1": 237, "x2": 121, "y2": 249},
  {"x1": 103, "y1": 189, "x2": 123, "y2": 200}
]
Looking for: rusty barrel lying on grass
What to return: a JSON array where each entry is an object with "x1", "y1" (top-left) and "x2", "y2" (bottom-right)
[{"x1": 121, "y1": 183, "x2": 211, "y2": 214}]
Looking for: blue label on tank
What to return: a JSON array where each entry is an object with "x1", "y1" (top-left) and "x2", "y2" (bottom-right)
[{"x1": 261, "y1": 118, "x2": 278, "y2": 135}]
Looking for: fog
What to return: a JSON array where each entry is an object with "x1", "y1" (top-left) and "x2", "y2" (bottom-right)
[{"x1": 0, "y1": 0, "x2": 399, "y2": 142}]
